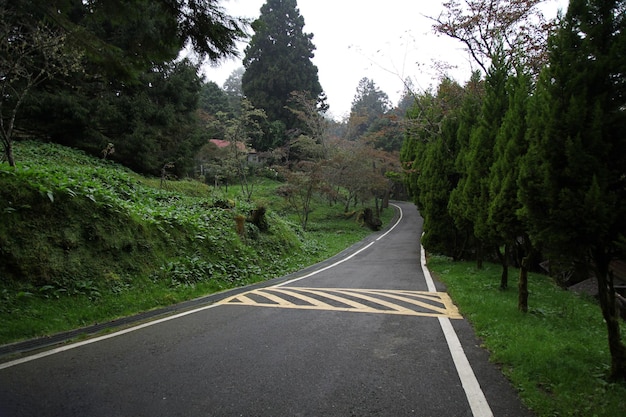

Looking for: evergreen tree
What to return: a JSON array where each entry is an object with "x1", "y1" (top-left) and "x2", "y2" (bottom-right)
[
  {"x1": 445, "y1": 72, "x2": 484, "y2": 260},
  {"x1": 242, "y1": 0, "x2": 325, "y2": 147},
  {"x1": 345, "y1": 78, "x2": 391, "y2": 140},
  {"x1": 222, "y1": 67, "x2": 245, "y2": 115},
  {"x1": 488, "y1": 69, "x2": 532, "y2": 298},
  {"x1": 417, "y1": 79, "x2": 466, "y2": 257},
  {"x1": 519, "y1": 0, "x2": 626, "y2": 380},
  {"x1": 6, "y1": 0, "x2": 245, "y2": 171},
  {"x1": 199, "y1": 81, "x2": 232, "y2": 115},
  {"x1": 400, "y1": 89, "x2": 439, "y2": 205},
  {"x1": 449, "y1": 53, "x2": 509, "y2": 268}
]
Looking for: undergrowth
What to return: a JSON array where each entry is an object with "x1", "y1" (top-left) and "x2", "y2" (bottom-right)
[{"x1": 0, "y1": 141, "x2": 392, "y2": 344}]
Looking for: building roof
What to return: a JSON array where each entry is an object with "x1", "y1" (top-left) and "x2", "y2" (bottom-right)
[{"x1": 209, "y1": 139, "x2": 248, "y2": 152}]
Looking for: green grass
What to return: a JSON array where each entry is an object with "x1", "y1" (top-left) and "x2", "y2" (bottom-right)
[
  {"x1": 427, "y1": 255, "x2": 626, "y2": 417},
  {"x1": 0, "y1": 141, "x2": 394, "y2": 345}
]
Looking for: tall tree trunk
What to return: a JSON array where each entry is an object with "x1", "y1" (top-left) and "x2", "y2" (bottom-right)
[
  {"x1": 593, "y1": 249, "x2": 626, "y2": 380},
  {"x1": 517, "y1": 235, "x2": 533, "y2": 313},
  {"x1": 476, "y1": 241, "x2": 484, "y2": 269},
  {"x1": 497, "y1": 244, "x2": 509, "y2": 290},
  {"x1": 518, "y1": 255, "x2": 529, "y2": 313},
  {"x1": 4, "y1": 140, "x2": 15, "y2": 167}
]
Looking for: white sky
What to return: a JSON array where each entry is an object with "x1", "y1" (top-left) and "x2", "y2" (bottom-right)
[{"x1": 201, "y1": 0, "x2": 568, "y2": 121}]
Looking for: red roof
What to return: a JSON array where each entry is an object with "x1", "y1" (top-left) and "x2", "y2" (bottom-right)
[
  {"x1": 209, "y1": 139, "x2": 249, "y2": 152},
  {"x1": 209, "y1": 139, "x2": 231, "y2": 148}
]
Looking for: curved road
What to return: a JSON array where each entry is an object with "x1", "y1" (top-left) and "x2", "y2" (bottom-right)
[{"x1": 0, "y1": 202, "x2": 532, "y2": 417}]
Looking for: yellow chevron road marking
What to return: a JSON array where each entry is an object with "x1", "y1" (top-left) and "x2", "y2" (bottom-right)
[{"x1": 217, "y1": 287, "x2": 462, "y2": 319}]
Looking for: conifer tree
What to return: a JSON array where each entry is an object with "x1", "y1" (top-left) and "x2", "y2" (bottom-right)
[
  {"x1": 345, "y1": 77, "x2": 391, "y2": 141},
  {"x1": 447, "y1": 72, "x2": 484, "y2": 259},
  {"x1": 242, "y1": 0, "x2": 325, "y2": 147},
  {"x1": 488, "y1": 70, "x2": 532, "y2": 299},
  {"x1": 416, "y1": 79, "x2": 465, "y2": 257},
  {"x1": 449, "y1": 52, "x2": 509, "y2": 268},
  {"x1": 400, "y1": 90, "x2": 439, "y2": 207},
  {"x1": 519, "y1": 0, "x2": 626, "y2": 380}
]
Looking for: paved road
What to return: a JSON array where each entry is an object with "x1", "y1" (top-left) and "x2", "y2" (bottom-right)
[{"x1": 0, "y1": 202, "x2": 532, "y2": 417}]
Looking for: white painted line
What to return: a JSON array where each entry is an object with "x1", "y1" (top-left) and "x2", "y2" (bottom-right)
[
  {"x1": 1, "y1": 204, "x2": 406, "y2": 369},
  {"x1": 276, "y1": 241, "x2": 375, "y2": 287},
  {"x1": 376, "y1": 203, "x2": 403, "y2": 241},
  {"x1": 421, "y1": 235, "x2": 438, "y2": 293},
  {"x1": 277, "y1": 203, "x2": 404, "y2": 287},
  {"x1": 439, "y1": 317, "x2": 494, "y2": 417},
  {"x1": 0, "y1": 303, "x2": 221, "y2": 370},
  {"x1": 421, "y1": 239, "x2": 493, "y2": 417}
]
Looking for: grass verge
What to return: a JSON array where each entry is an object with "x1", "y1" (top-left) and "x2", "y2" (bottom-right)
[{"x1": 427, "y1": 255, "x2": 626, "y2": 417}]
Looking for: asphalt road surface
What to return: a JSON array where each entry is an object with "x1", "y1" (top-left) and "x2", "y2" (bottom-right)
[{"x1": 0, "y1": 202, "x2": 533, "y2": 417}]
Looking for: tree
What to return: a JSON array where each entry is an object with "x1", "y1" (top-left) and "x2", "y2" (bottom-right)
[
  {"x1": 519, "y1": 0, "x2": 626, "y2": 380},
  {"x1": 286, "y1": 92, "x2": 328, "y2": 142},
  {"x1": 449, "y1": 52, "x2": 510, "y2": 270},
  {"x1": 345, "y1": 78, "x2": 391, "y2": 140},
  {"x1": 431, "y1": 0, "x2": 555, "y2": 75},
  {"x1": 416, "y1": 79, "x2": 466, "y2": 257},
  {"x1": 278, "y1": 135, "x2": 328, "y2": 231},
  {"x1": 242, "y1": 0, "x2": 325, "y2": 142},
  {"x1": 0, "y1": 0, "x2": 81, "y2": 166},
  {"x1": 487, "y1": 69, "x2": 533, "y2": 305},
  {"x1": 4, "y1": 0, "x2": 246, "y2": 170},
  {"x1": 198, "y1": 81, "x2": 232, "y2": 115},
  {"x1": 324, "y1": 139, "x2": 392, "y2": 218},
  {"x1": 222, "y1": 99, "x2": 267, "y2": 201},
  {"x1": 445, "y1": 72, "x2": 484, "y2": 260},
  {"x1": 277, "y1": 89, "x2": 329, "y2": 230},
  {"x1": 222, "y1": 66, "x2": 245, "y2": 114}
]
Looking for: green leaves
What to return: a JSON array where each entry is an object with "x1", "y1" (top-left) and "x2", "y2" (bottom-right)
[{"x1": 242, "y1": 0, "x2": 324, "y2": 136}]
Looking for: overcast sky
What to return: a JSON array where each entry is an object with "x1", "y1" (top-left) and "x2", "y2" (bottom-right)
[{"x1": 201, "y1": 0, "x2": 568, "y2": 121}]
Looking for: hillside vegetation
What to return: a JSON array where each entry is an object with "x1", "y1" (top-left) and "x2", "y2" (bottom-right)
[{"x1": 0, "y1": 141, "x2": 389, "y2": 344}]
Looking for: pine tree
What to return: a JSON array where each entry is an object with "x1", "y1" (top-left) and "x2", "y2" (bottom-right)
[
  {"x1": 242, "y1": 0, "x2": 325, "y2": 147},
  {"x1": 519, "y1": 0, "x2": 626, "y2": 380}
]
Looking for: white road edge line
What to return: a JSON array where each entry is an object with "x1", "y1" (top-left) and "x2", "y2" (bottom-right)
[
  {"x1": 0, "y1": 204, "x2": 405, "y2": 369},
  {"x1": 421, "y1": 237, "x2": 494, "y2": 417},
  {"x1": 0, "y1": 303, "x2": 221, "y2": 370},
  {"x1": 276, "y1": 203, "x2": 404, "y2": 287}
]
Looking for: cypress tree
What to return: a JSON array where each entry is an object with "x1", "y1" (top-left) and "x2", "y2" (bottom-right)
[
  {"x1": 449, "y1": 53, "x2": 509, "y2": 268},
  {"x1": 242, "y1": 0, "x2": 325, "y2": 147},
  {"x1": 488, "y1": 70, "x2": 532, "y2": 299},
  {"x1": 519, "y1": 0, "x2": 626, "y2": 380},
  {"x1": 400, "y1": 90, "x2": 438, "y2": 206},
  {"x1": 447, "y1": 72, "x2": 484, "y2": 260},
  {"x1": 417, "y1": 79, "x2": 465, "y2": 257}
]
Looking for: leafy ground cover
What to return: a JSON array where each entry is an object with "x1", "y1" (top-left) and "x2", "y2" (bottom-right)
[
  {"x1": 428, "y1": 255, "x2": 626, "y2": 417},
  {"x1": 0, "y1": 141, "x2": 393, "y2": 344}
]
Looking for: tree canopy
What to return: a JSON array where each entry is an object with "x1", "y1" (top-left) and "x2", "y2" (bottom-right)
[
  {"x1": 345, "y1": 78, "x2": 391, "y2": 141},
  {"x1": 1, "y1": 0, "x2": 247, "y2": 174},
  {"x1": 403, "y1": 0, "x2": 626, "y2": 380},
  {"x1": 242, "y1": 0, "x2": 325, "y2": 147}
]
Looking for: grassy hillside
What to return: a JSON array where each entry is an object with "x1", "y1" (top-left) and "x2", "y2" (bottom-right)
[{"x1": 0, "y1": 141, "x2": 390, "y2": 344}]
